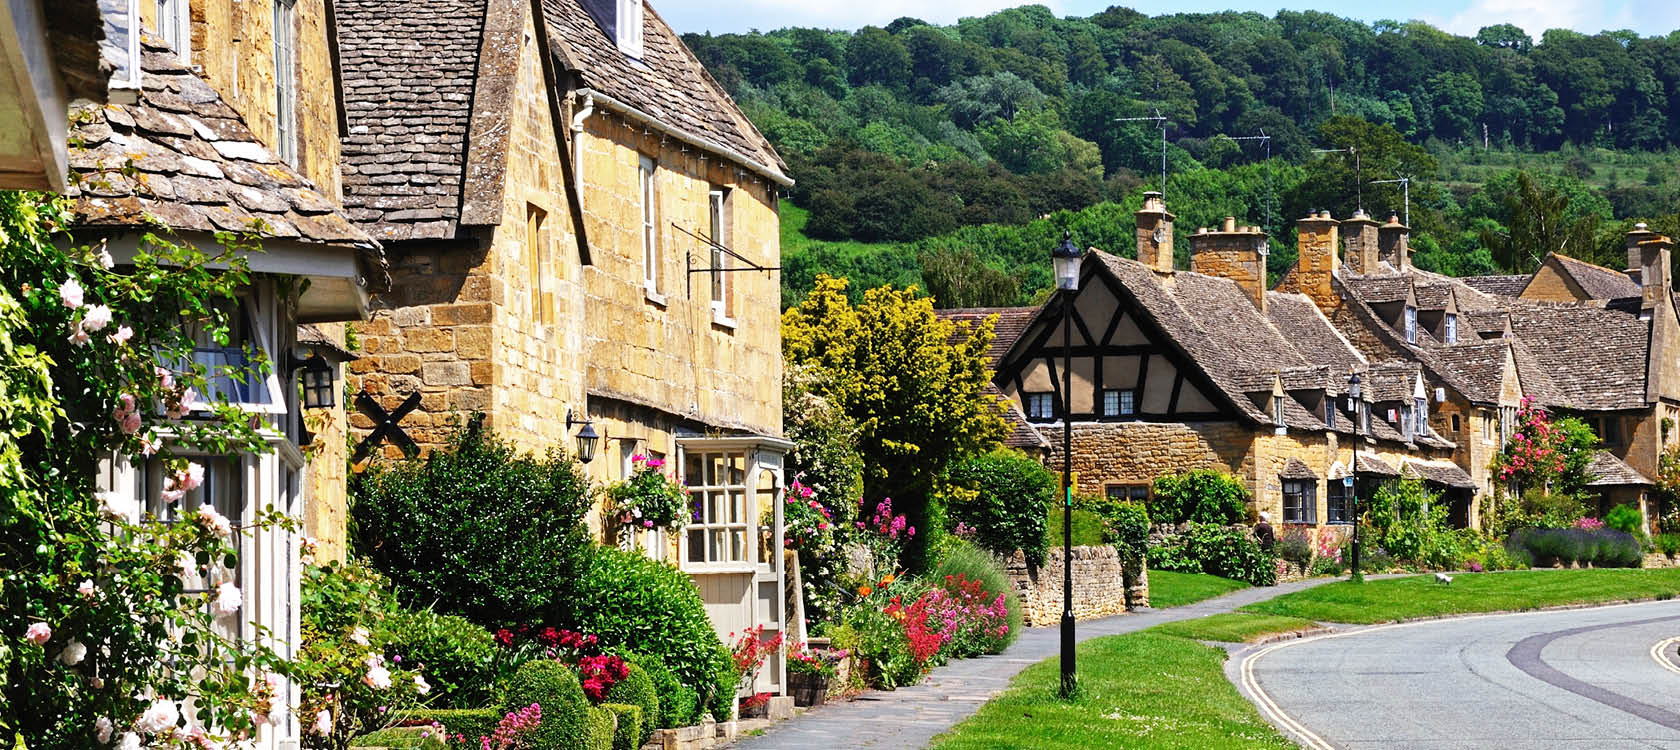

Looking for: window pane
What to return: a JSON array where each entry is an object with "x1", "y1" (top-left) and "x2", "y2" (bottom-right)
[
  {"x1": 730, "y1": 530, "x2": 745, "y2": 561},
  {"x1": 687, "y1": 530, "x2": 705, "y2": 563},
  {"x1": 709, "y1": 530, "x2": 725, "y2": 562},
  {"x1": 729, "y1": 490, "x2": 745, "y2": 524},
  {"x1": 706, "y1": 453, "x2": 722, "y2": 485},
  {"x1": 709, "y1": 491, "x2": 726, "y2": 525},
  {"x1": 685, "y1": 453, "x2": 704, "y2": 487},
  {"x1": 728, "y1": 454, "x2": 747, "y2": 485},
  {"x1": 1121, "y1": 390, "x2": 1135, "y2": 415}
]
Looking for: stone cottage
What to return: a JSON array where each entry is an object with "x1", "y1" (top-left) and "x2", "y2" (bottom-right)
[
  {"x1": 336, "y1": 0, "x2": 796, "y2": 693},
  {"x1": 70, "y1": 5, "x2": 388, "y2": 746},
  {"x1": 952, "y1": 194, "x2": 1467, "y2": 539},
  {"x1": 1281, "y1": 209, "x2": 1680, "y2": 531}
]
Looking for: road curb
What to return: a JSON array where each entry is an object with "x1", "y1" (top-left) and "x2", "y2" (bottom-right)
[
  {"x1": 1305, "y1": 592, "x2": 1679, "y2": 629},
  {"x1": 1244, "y1": 626, "x2": 1335, "y2": 646}
]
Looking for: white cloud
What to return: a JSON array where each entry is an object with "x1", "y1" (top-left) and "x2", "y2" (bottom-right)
[
  {"x1": 657, "y1": 0, "x2": 1063, "y2": 34},
  {"x1": 1432, "y1": 0, "x2": 1680, "y2": 39}
]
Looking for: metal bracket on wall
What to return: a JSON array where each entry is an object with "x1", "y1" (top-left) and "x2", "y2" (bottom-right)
[
  {"x1": 353, "y1": 390, "x2": 421, "y2": 462},
  {"x1": 674, "y1": 222, "x2": 781, "y2": 297}
]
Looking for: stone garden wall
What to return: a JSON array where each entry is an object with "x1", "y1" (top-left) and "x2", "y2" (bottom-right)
[{"x1": 1005, "y1": 545, "x2": 1147, "y2": 626}]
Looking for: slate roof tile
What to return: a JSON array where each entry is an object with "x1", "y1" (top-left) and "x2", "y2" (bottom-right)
[
  {"x1": 1549, "y1": 254, "x2": 1640, "y2": 300},
  {"x1": 67, "y1": 36, "x2": 385, "y2": 288},
  {"x1": 1459, "y1": 274, "x2": 1530, "y2": 298},
  {"x1": 1585, "y1": 450, "x2": 1652, "y2": 487},
  {"x1": 936, "y1": 307, "x2": 1038, "y2": 366},
  {"x1": 1506, "y1": 302, "x2": 1649, "y2": 410},
  {"x1": 1405, "y1": 459, "x2": 1477, "y2": 489}
]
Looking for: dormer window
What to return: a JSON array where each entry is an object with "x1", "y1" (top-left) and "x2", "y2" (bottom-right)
[
  {"x1": 1404, "y1": 306, "x2": 1417, "y2": 344},
  {"x1": 1413, "y1": 396, "x2": 1427, "y2": 438},
  {"x1": 616, "y1": 0, "x2": 644, "y2": 58},
  {"x1": 1444, "y1": 313, "x2": 1458, "y2": 344},
  {"x1": 1273, "y1": 396, "x2": 1286, "y2": 432},
  {"x1": 1324, "y1": 400, "x2": 1336, "y2": 430}
]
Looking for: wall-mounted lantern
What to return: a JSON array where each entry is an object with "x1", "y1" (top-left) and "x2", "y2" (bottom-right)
[
  {"x1": 567, "y1": 408, "x2": 599, "y2": 464},
  {"x1": 287, "y1": 351, "x2": 338, "y2": 410}
]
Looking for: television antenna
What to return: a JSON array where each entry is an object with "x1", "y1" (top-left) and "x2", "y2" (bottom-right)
[
  {"x1": 1116, "y1": 110, "x2": 1168, "y2": 201},
  {"x1": 1225, "y1": 132, "x2": 1273, "y2": 237},
  {"x1": 1370, "y1": 177, "x2": 1411, "y2": 227}
]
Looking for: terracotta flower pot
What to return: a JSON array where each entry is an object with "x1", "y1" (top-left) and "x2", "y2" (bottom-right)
[{"x1": 788, "y1": 671, "x2": 829, "y2": 707}]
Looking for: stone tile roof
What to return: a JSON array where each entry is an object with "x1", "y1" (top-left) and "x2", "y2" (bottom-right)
[
  {"x1": 1548, "y1": 254, "x2": 1640, "y2": 300},
  {"x1": 987, "y1": 384, "x2": 1048, "y2": 451},
  {"x1": 1460, "y1": 274, "x2": 1530, "y2": 298},
  {"x1": 1585, "y1": 450, "x2": 1652, "y2": 487},
  {"x1": 335, "y1": 0, "x2": 487, "y2": 241},
  {"x1": 1344, "y1": 275, "x2": 1412, "y2": 303},
  {"x1": 1266, "y1": 293, "x2": 1364, "y2": 375},
  {"x1": 1279, "y1": 457, "x2": 1318, "y2": 479},
  {"x1": 1506, "y1": 302, "x2": 1649, "y2": 410},
  {"x1": 66, "y1": 37, "x2": 385, "y2": 285},
  {"x1": 1355, "y1": 454, "x2": 1400, "y2": 476},
  {"x1": 1405, "y1": 459, "x2": 1477, "y2": 489},
  {"x1": 1508, "y1": 338, "x2": 1564, "y2": 407},
  {"x1": 1462, "y1": 309, "x2": 1510, "y2": 337},
  {"x1": 541, "y1": 0, "x2": 787, "y2": 182},
  {"x1": 296, "y1": 324, "x2": 359, "y2": 361},
  {"x1": 1429, "y1": 343, "x2": 1507, "y2": 404},
  {"x1": 937, "y1": 307, "x2": 1038, "y2": 366},
  {"x1": 1412, "y1": 284, "x2": 1452, "y2": 309}
]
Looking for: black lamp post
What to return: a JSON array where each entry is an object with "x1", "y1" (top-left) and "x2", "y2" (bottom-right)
[
  {"x1": 1051, "y1": 230, "x2": 1084, "y2": 698},
  {"x1": 1347, "y1": 371, "x2": 1363, "y2": 582},
  {"x1": 567, "y1": 408, "x2": 599, "y2": 464}
]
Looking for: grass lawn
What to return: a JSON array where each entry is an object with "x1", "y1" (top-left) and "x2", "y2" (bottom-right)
[
  {"x1": 1243, "y1": 568, "x2": 1680, "y2": 624},
  {"x1": 1148, "y1": 571, "x2": 1250, "y2": 608},
  {"x1": 931, "y1": 624, "x2": 1296, "y2": 750},
  {"x1": 1151, "y1": 613, "x2": 1320, "y2": 643}
]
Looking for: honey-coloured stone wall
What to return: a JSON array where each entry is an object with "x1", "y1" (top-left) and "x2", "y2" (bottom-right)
[{"x1": 1005, "y1": 546, "x2": 1143, "y2": 626}]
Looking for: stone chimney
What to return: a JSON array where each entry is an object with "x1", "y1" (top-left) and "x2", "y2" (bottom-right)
[
  {"x1": 1135, "y1": 191, "x2": 1175, "y2": 273},
  {"x1": 1341, "y1": 210, "x2": 1380, "y2": 276},
  {"x1": 1627, "y1": 223, "x2": 1673, "y2": 313},
  {"x1": 1190, "y1": 216, "x2": 1270, "y2": 313},
  {"x1": 1292, "y1": 210, "x2": 1340, "y2": 310},
  {"x1": 1379, "y1": 215, "x2": 1410, "y2": 271}
]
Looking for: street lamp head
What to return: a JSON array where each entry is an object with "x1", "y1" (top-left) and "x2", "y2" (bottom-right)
[
  {"x1": 1347, "y1": 371, "x2": 1361, "y2": 400},
  {"x1": 1052, "y1": 230, "x2": 1084, "y2": 291},
  {"x1": 566, "y1": 408, "x2": 599, "y2": 464}
]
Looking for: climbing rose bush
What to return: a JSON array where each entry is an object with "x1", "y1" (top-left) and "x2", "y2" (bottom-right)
[{"x1": 0, "y1": 190, "x2": 297, "y2": 748}]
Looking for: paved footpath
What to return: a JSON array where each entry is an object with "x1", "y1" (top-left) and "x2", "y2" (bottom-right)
[{"x1": 731, "y1": 576, "x2": 1346, "y2": 750}]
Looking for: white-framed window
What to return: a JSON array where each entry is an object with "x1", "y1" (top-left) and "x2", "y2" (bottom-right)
[
  {"x1": 272, "y1": 0, "x2": 297, "y2": 164},
  {"x1": 135, "y1": 455, "x2": 245, "y2": 642},
  {"x1": 709, "y1": 187, "x2": 733, "y2": 322},
  {"x1": 1404, "y1": 306, "x2": 1417, "y2": 344},
  {"x1": 1025, "y1": 392, "x2": 1055, "y2": 421},
  {"x1": 186, "y1": 298, "x2": 283, "y2": 413},
  {"x1": 1500, "y1": 406, "x2": 1516, "y2": 445},
  {"x1": 1282, "y1": 479, "x2": 1316, "y2": 523},
  {"x1": 639, "y1": 156, "x2": 659, "y2": 297},
  {"x1": 615, "y1": 0, "x2": 644, "y2": 58},
  {"x1": 1273, "y1": 395, "x2": 1286, "y2": 432},
  {"x1": 1414, "y1": 397, "x2": 1427, "y2": 437},
  {"x1": 154, "y1": 0, "x2": 190, "y2": 60},
  {"x1": 1444, "y1": 313, "x2": 1458, "y2": 344},
  {"x1": 683, "y1": 451, "x2": 751, "y2": 568},
  {"x1": 1101, "y1": 389, "x2": 1135, "y2": 417}
]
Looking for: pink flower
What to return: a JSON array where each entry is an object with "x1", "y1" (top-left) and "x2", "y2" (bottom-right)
[
  {"x1": 24, "y1": 622, "x2": 50, "y2": 645},
  {"x1": 154, "y1": 366, "x2": 175, "y2": 390},
  {"x1": 81, "y1": 304, "x2": 112, "y2": 332},
  {"x1": 196, "y1": 505, "x2": 233, "y2": 538},
  {"x1": 77, "y1": 579, "x2": 96, "y2": 598},
  {"x1": 119, "y1": 410, "x2": 141, "y2": 435},
  {"x1": 59, "y1": 278, "x2": 84, "y2": 309},
  {"x1": 67, "y1": 325, "x2": 90, "y2": 346},
  {"x1": 214, "y1": 582, "x2": 242, "y2": 616},
  {"x1": 642, "y1": 519, "x2": 653, "y2": 528},
  {"x1": 181, "y1": 462, "x2": 204, "y2": 491},
  {"x1": 108, "y1": 325, "x2": 133, "y2": 346}
]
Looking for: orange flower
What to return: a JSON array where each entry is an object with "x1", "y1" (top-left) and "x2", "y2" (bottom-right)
[
  {"x1": 880, "y1": 573, "x2": 895, "y2": 586},
  {"x1": 858, "y1": 585, "x2": 873, "y2": 597}
]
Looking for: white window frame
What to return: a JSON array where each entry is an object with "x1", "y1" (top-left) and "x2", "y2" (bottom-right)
[
  {"x1": 681, "y1": 450, "x2": 753, "y2": 571},
  {"x1": 709, "y1": 187, "x2": 734, "y2": 325},
  {"x1": 155, "y1": 0, "x2": 190, "y2": 60},
  {"x1": 272, "y1": 0, "x2": 298, "y2": 165},
  {"x1": 639, "y1": 156, "x2": 661, "y2": 300},
  {"x1": 615, "y1": 0, "x2": 644, "y2": 58},
  {"x1": 186, "y1": 293, "x2": 287, "y2": 416},
  {"x1": 1273, "y1": 395, "x2": 1286, "y2": 433},
  {"x1": 1444, "y1": 313, "x2": 1457, "y2": 344},
  {"x1": 1404, "y1": 306, "x2": 1418, "y2": 344}
]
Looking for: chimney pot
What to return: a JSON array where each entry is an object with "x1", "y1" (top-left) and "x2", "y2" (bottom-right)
[
  {"x1": 1134, "y1": 192, "x2": 1175, "y2": 272},
  {"x1": 1223, "y1": 216, "x2": 1236, "y2": 233}
]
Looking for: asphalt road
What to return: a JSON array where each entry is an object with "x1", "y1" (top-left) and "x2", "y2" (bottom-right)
[{"x1": 1237, "y1": 599, "x2": 1680, "y2": 750}]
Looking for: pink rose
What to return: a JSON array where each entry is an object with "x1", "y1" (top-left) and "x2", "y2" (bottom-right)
[
  {"x1": 24, "y1": 622, "x2": 51, "y2": 645},
  {"x1": 59, "y1": 278, "x2": 84, "y2": 309}
]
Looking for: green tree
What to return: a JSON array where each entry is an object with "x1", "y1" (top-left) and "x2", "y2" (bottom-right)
[
  {"x1": 920, "y1": 246, "x2": 1023, "y2": 308},
  {"x1": 847, "y1": 26, "x2": 912, "y2": 90},
  {"x1": 782, "y1": 276, "x2": 1008, "y2": 571},
  {"x1": 943, "y1": 449, "x2": 1058, "y2": 566},
  {"x1": 1475, "y1": 171, "x2": 1607, "y2": 272}
]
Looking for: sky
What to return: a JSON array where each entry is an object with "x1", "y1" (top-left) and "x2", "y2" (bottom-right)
[{"x1": 656, "y1": 0, "x2": 1680, "y2": 40}]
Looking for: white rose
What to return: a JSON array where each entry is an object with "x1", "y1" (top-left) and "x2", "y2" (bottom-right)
[
  {"x1": 350, "y1": 626, "x2": 370, "y2": 646},
  {"x1": 119, "y1": 732, "x2": 141, "y2": 750},
  {"x1": 96, "y1": 491, "x2": 134, "y2": 521},
  {"x1": 413, "y1": 673, "x2": 431, "y2": 695},
  {"x1": 81, "y1": 304, "x2": 113, "y2": 332},
  {"x1": 59, "y1": 637, "x2": 87, "y2": 666},
  {"x1": 96, "y1": 246, "x2": 115, "y2": 269},
  {"x1": 362, "y1": 664, "x2": 392, "y2": 690},
  {"x1": 95, "y1": 717, "x2": 114, "y2": 744},
  {"x1": 312, "y1": 710, "x2": 332, "y2": 736},
  {"x1": 136, "y1": 698, "x2": 179, "y2": 734},
  {"x1": 59, "y1": 277, "x2": 84, "y2": 309},
  {"x1": 77, "y1": 579, "x2": 96, "y2": 598},
  {"x1": 214, "y1": 582, "x2": 242, "y2": 616}
]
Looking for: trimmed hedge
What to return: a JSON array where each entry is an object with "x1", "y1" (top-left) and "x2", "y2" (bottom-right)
[
  {"x1": 557, "y1": 547, "x2": 734, "y2": 720},
  {"x1": 502, "y1": 660, "x2": 588, "y2": 748},
  {"x1": 944, "y1": 449, "x2": 1056, "y2": 566},
  {"x1": 1150, "y1": 470, "x2": 1249, "y2": 525},
  {"x1": 603, "y1": 663, "x2": 659, "y2": 746},
  {"x1": 584, "y1": 706, "x2": 616, "y2": 750},
  {"x1": 621, "y1": 652, "x2": 698, "y2": 728},
  {"x1": 600, "y1": 703, "x2": 643, "y2": 750},
  {"x1": 379, "y1": 607, "x2": 500, "y2": 708},
  {"x1": 387, "y1": 708, "x2": 499, "y2": 747}
]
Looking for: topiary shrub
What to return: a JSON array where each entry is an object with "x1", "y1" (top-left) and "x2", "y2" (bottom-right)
[
  {"x1": 943, "y1": 449, "x2": 1057, "y2": 566},
  {"x1": 387, "y1": 708, "x2": 499, "y2": 748},
  {"x1": 379, "y1": 607, "x2": 499, "y2": 708},
  {"x1": 351, "y1": 418, "x2": 592, "y2": 625},
  {"x1": 557, "y1": 547, "x2": 734, "y2": 722},
  {"x1": 932, "y1": 540, "x2": 1022, "y2": 650},
  {"x1": 599, "y1": 704, "x2": 643, "y2": 750},
  {"x1": 614, "y1": 652, "x2": 696, "y2": 729},
  {"x1": 1150, "y1": 470, "x2": 1249, "y2": 525},
  {"x1": 1606, "y1": 504, "x2": 1644, "y2": 536},
  {"x1": 602, "y1": 663, "x2": 659, "y2": 746},
  {"x1": 501, "y1": 660, "x2": 587, "y2": 749},
  {"x1": 583, "y1": 706, "x2": 616, "y2": 750}
]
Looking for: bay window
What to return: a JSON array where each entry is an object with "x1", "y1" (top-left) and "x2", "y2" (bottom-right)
[{"x1": 683, "y1": 451, "x2": 750, "y2": 567}]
